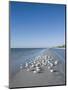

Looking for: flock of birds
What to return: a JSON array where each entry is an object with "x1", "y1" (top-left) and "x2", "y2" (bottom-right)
[{"x1": 20, "y1": 54, "x2": 59, "y2": 74}]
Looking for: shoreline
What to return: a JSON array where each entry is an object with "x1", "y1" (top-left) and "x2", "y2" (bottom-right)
[{"x1": 53, "y1": 48, "x2": 65, "y2": 49}]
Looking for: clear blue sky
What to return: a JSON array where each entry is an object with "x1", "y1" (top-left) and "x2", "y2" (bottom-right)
[{"x1": 10, "y1": 2, "x2": 65, "y2": 48}]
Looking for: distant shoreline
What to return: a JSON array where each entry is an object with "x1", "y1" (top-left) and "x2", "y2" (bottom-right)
[
  {"x1": 54, "y1": 48, "x2": 65, "y2": 49},
  {"x1": 10, "y1": 47, "x2": 65, "y2": 49}
]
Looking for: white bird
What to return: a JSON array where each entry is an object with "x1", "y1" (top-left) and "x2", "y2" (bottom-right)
[
  {"x1": 50, "y1": 63, "x2": 53, "y2": 67},
  {"x1": 33, "y1": 66, "x2": 40, "y2": 74},
  {"x1": 47, "y1": 60, "x2": 50, "y2": 64},
  {"x1": 48, "y1": 66, "x2": 51, "y2": 69},
  {"x1": 35, "y1": 67, "x2": 41, "y2": 73},
  {"x1": 50, "y1": 69, "x2": 54, "y2": 72},
  {"x1": 27, "y1": 68, "x2": 30, "y2": 71},
  {"x1": 30, "y1": 64, "x2": 35, "y2": 68},
  {"x1": 20, "y1": 64, "x2": 23, "y2": 69},
  {"x1": 33, "y1": 70, "x2": 37, "y2": 73},
  {"x1": 54, "y1": 60, "x2": 58, "y2": 65},
  {"x1": 44, "y1": 55, "x2": 48, "y2": 60},
  {"x1": 41, "y1": 59, "x2": 47, "y2": 66},
  {"x1": 25, "y1": 62, "x2": 28, "y2": 69},
  {"x1": 47, "y1": 60, "x2": 53, "y2": 67}
]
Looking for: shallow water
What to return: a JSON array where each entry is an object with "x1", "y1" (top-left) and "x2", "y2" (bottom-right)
[
  {"x1": 9, "y1": 48, "x2": 65, "y2": 78},
  {"x1": 50, "y1": 48, "x2": 65, "y2": 62},
  {"x1": 10, "y1": 48, "x2": 46, "y2": 77}
]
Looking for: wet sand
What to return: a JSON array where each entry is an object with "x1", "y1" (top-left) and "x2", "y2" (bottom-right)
[{"x1": 9, "y1": 49, "x2": 65, "y2": 88}]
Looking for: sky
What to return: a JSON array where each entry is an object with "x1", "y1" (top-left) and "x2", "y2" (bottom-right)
[{"x1": 10, "y1": 1, "x2": 65, "y2": 48}]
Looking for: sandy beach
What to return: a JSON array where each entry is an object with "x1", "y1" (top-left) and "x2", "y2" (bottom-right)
[{"x1": 9, "y1": 49, "x2": 65, "y2": 88}]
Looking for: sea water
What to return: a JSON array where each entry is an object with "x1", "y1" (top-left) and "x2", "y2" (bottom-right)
[{"x1": 51, "y1": 48, "x2": 65, "y2": 62}]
